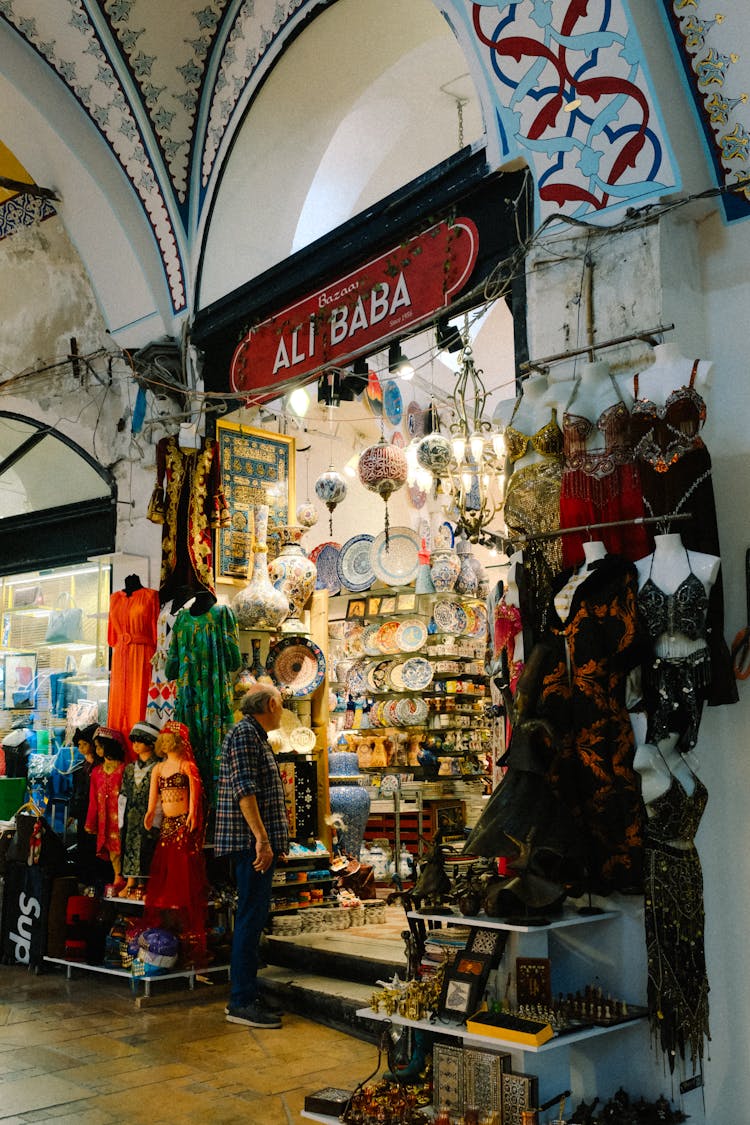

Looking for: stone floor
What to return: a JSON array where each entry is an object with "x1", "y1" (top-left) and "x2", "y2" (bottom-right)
[{"x1": 0, "y1": 962, "x2": 378, "y2": 1124}]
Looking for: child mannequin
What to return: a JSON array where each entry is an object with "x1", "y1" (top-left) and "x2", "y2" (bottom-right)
[
  {"x1": 85, "y1": 727, "x2": 126, "y2": 892},
  {"x1": 120, "y1": 721, "x2": 161, "y2": 899},
  {"x1": 143, "y1": 721, "x2": 208, "y2": 965}
]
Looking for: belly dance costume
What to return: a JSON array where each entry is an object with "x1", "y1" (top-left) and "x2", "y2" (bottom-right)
[
  {"x1": 644, "y1": 767, "x2": 710, "y2": 1072},
  {"x1": 632, "y1": 363, "x2": 736, "y2": 706},
  {"x1": 559, "y1": 399, "x2": 650, "y2": 568},
  {"x1": 637, "y1": 550, "x2": 710, "y2": 750},
  {"x1": 144, "y1": 771, "x2": 208, "y2": 963},
  {"x1": 502, "y1": 409, "x2": 564, "y2": 640}
]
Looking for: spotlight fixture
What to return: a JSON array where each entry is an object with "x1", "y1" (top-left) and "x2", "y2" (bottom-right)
[
  {"x1": 348, "y1": 357, "x2": 370, "y2": 395},
  {"x1": 436, "y1": 317, "x2": 463, "y2": 354},
  {"x1": 388, "y1": 342, "x2": 414, "y2": 380},
  {"x1": 317, "y1": 369, "x2": 342, "y2": 407}
]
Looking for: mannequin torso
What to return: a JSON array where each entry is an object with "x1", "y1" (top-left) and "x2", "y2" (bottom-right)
[
  {"x1": 634, "y1": 731, "x2": 697, "y2": 808},
  {"x1": 554, "y1": 539, "x2": 607, "y2": 621},
  {"x1": 565, "y1": 361, "x2": 632, "y2": 439},
  {"x1": 636, "y1": 533, "x2": 719, "y2": 658},
  {"x1": 634, "y1": 342, "x2": 713, "y2": 406},
  {"x1": 505, "y1": 375, "x2": 560, "y2": 471}
]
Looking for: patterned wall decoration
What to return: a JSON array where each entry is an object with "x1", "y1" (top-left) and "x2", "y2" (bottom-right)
[
  {"x1": 442, "y1": 0, "x2": 678, "y2": 220},
  {"x1": 0, "y1": 193, "x2": 56, "y2": 241},
  {"x1": 659, "y1": 0, "x2": 750, "y2": 221}
]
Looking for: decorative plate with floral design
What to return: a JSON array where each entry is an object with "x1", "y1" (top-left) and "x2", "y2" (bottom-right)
[
  {"x1": 400, "y1": 656, "x2": 434, "y2": 691},
  {"x1": 266, "y1": 636, "x2": 326, "y2": 698},
  {"x1": 337, "y1": 534, "x2": 375, "y2": 592}
]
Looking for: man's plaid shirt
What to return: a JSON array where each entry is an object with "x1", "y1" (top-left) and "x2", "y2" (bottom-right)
[{"x1": 213, "y1": 715, "x2": 289, "y2": 856}]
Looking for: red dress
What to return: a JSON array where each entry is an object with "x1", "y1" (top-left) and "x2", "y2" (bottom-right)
[
  {"x1": 85, "y1": 762, "x2": 124, "y2": 861},
  {"x1": 107, "y1": 587, "x2": 159, "y2": 755},
  {"x1": 144, "y1": 769, "x2": 207, "y2": 965},
  {"x1": 559, "y1": 402, "x2": 650, "y2": 567}
]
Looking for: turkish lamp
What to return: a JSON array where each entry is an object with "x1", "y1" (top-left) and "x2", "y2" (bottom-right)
[
  {"x1": 314, "y1": 466, "x2": 348, "y2": 535},
  {"x1": 357, "y1": 438, "x2": 407, "y2": 547}
]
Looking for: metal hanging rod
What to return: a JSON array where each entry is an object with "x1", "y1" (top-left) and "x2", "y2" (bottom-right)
[
  {"x1": 520, "y1": 323, "x2": 675, "y2": 374},
  {"x1": 505, "y1": 509, "x2": 692, "y2": 547}
]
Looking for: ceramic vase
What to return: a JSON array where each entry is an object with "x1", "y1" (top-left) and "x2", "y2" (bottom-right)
[
  {"x1": 232, "y1": 503, "x2": 290, "y2": 629},
  {"x1": 268, "y1": 524, "x2": 317, "y2": 631},
  {"x1": 430, "y1": 547, "x2": 461, "y2": 592},
  {"x1": 455, "y1": 538, "x2": 479, "y2": 596},
  {"x1": 328, "y1": 748, "x2": 371, "y2": 859}
]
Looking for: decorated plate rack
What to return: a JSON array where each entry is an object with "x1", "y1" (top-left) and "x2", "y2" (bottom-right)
[{"x1": 327, "y1": 589, "x2": 493, "y2": 777}]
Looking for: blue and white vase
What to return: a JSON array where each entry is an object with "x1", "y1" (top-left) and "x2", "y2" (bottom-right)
[
  {"x1": 328, "y1": 748, "x2": 371, "y2": 859},
  {"x1": 430, "y1": 547, "x2": 461, "y2": 592}
]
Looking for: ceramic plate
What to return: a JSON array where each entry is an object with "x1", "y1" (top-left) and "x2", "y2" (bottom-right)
[
  {"x1": 382, "y1": 380, "x2": 403, "y2": 426},
  {"x1": 432, "y1": 600, "x2": 468, "y2": 635},
  {"x1": 337, "y1": 534, "x2": 375, "y2": 592},
  {"x1": 375, "y1": 620, "x2": 401, "y2": 655},
  {"x1": 289, "y1": 726, "x2": 316, "y2": 752},
  {"x1": 266, "y1": 636, "x2": 326, "y2": 698},
  {"x1": 395, "y1": 618, "x2": 428, "y2": 653},
  {"x1": 370, "y1": 526, "x2": 420, "y2": 586},
  {"x1": 311, "y1": 541, "x2": 341, "y2": 594},
  {"x1": 406, "y1": 401, "x2": 427, "y2": 438},
  {"x1": 390, "y1": 430, "x2": 405, "y2": 447},
  {"x1": 346, "y1": 624, "x2": 366, "y2": 657},
  {"x1": 463, "y1": 605, "x2": 477, "y2": 635},
  {"x1": 400, "y1": 656, "x2": 433, "y2": 692},
  {"x1": 470, "y1": 603, "x2": 488, "y2": 637},
  {"x1": 395, "y1": 696, "x2": 428, "y2": 727},
  {"x1": 365, "y1": 370, "x2": 383, "y2": 416},
  {"x1": 367, "y1": 659, "x2": 393, "y2": 693},
  {"x1": 346, "y1": 659, "x2": 369, "y2": 698},
  {"x1": 362, "y1": 622, "x2": 382, "y2": 657},
  {"x1": 408, "y1": 483, "x2": 426, "y2": 510},
  {"x1": 388, "y1": 661, "x2": 407, "y2": 691}
]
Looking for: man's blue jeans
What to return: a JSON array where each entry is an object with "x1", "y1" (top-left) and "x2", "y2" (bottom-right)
[{"x1": 228, "y1": 849, "x2": 275, "y2": 1009}]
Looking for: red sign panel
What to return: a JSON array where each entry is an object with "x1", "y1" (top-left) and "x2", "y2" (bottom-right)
[{"x1": 230, "y1": 217, "x2": 479, "y2": 398}]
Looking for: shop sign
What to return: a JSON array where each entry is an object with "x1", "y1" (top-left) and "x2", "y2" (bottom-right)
[{"x1": 230, "y1": 217, "x2": 479, "y2": 398}]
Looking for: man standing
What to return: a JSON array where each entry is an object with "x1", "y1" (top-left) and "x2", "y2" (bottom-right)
[{"x1": 214, "y1": 683, "x2": 289, "y2": 1028}]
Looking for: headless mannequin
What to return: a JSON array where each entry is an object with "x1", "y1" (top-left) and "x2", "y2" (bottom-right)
[
  {"x1": 634, "y1": 730, "x2": 697, "y2": 808},
  {"x1": 635, "y1": 532, "x2": 719, "y2": 660},
  {"x1": 636, "y1": 341, "x2": 713, "y2": 404},
  {"x1": 501, "y1": 549, "x2": 524, "y2": 667},
  {"x1": 123, "y1": 574, "x2": 143, "y2": 596},
  {"x1": 555, "y1": 538, "x2": 607, "y2": 622},
  {"x1": 565, "y1": 359, "x2": 632, "y2": 424},
  {"x1": 505, "y1": 374, "x2": 555, "y2": 471},
  {"x1": 178, "y1": 421, "x2": 201, "y2": 450}
]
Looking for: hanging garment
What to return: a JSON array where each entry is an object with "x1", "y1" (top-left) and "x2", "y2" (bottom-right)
[
  {"x1": 85, "y1": 762, "x2": 124, "y2": 862},
  {"x1": 539, "y1": 556, "x2": 649, "y2": 894},
  {"x1": 559, "y1": 401, "x2": 650, "y2": 567},
  {"x1": 503, "y1": 408, "x2": 565, "y2": 640},
  {"x1": 164, "y1": 604, "x2": 241, "y2": 809},
  {"x1": 120, "y1": 757, "x2": 158, "y2": 880},
  {"x1": 632, "y1": 364, "x2": 737, "y2": 707},
  {"x1": 147, "y1": 435, "x2": 230, "y2": 614},
  {"x1": 145, "y1": 604, "x2": 178, "y2": 729},
  {"x1": 644, "y1": 771, "x2": 710, "y2": 1072},
  {"x1": 107, "y1": 587, "x2": 160, "y2": 754}
]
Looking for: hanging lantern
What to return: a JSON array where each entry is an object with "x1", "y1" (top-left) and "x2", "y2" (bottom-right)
[
  {"x1": 416, "y1": 432, "x2": 452, "y2": 477},
  {"x1": 314, "y1": 467, "x2": 347, "y2": 535},
  {"x1": 296, "y1": 500, "x2": 318, "y2": 529},
  {"x1": 357, "y1": 437, "x2": 407, "y2": 546}
]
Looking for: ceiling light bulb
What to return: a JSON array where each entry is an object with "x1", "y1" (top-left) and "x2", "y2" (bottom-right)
[
  {"x1": 415, "y1": 467, "x2": 433, "y2": 491},
  {"x1": 461, "y1": 471, "x2": 472, "y2": 490},
  {"x1": 344, "y1": 453, "x2": 359, "y2": 478},
  {"x1": 469, "y1": 432, "x2": 484, "y2": 462},
  {"x1": 398, "y1": 358, "x2": 414, "y2": 381},
  {"x1": 288, "y1": 386, "x2": 310, "y2": 417},
  {"x1": 452, "y1": 436, "x2": 466, "y2": 463},
  {"x1": 491, "y1": 432, "x2": 505, "y2": 458}
]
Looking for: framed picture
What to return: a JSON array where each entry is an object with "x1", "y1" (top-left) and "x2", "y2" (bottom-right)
[
  {"x1": 346, "y1": 597, "x2": 367, "y2": 620},
  {"x1": 396, "y1": 592, "x2": 416, "y2": 612},
  {"x1": 379, "y1": 594, "x2": 397, "y2": 615},
  {"x1": 467, "y1": 927, "x2": 509, "y2": 966},
  {"x1": 4, "y1": 652, "x2": 37, "y2": 709},
  {"x1": 216, "y1": 420, "x2": 295, "y2": 578},
  {"x1": 515, "y1": 956, "x2": 552, "y2": 1008},
  {"x1": 366, "y1": 595, "x2": 382, "y2": 616},
  {"x1": 437, "y1": 952, "x2": 491, "y2": 1024}
]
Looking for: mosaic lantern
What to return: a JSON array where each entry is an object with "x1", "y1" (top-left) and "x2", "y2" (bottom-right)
[
  {"x1": 314, "y1": 467, "x2": 347, "y2": 535},
  {"x1": 357, "y1": 437, "x2": 407, "y2": 546},
  {"x1": 416, "y1": 432, "x2": 452, "y2": 477}
]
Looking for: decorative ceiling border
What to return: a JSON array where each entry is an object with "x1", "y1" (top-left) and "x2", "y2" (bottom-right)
[
  {"x1": 0, "y1": 0, "x2": 187, "y2": 311},
  {"x1": 659, "y1": 0, "x2": 750, "y2": 221}
]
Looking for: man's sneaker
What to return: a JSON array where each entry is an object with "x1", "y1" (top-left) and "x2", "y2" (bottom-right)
[
  {"x1": 224, "y1": 996, "x2": 283, "y2": 1017},
  {"x1": 225, "y1": 1002, "x2": 282, "y2": 1029}
]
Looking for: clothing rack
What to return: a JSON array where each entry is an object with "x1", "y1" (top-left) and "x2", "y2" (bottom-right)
[
  {"x1": 520, "y1": 323, "x2": 675, "y2": 374},
  {"x1": 496, "y1": 510, "x2": 692, "y2": 549}
]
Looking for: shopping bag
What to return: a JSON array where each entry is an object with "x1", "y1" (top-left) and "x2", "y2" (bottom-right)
[{"x1": 45, "y1": 592, "x2": 83, "y2": 644}]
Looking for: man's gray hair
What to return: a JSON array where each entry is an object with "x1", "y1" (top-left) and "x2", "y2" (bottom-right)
[{"x1": 239, "y1": 682, "x2": 280, "y2": 716}]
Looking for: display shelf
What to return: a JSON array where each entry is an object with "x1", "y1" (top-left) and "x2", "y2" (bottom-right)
[
  {"x1": 269, "y1": 898, "x2": 336, "y2": 914},
  {"x1": 408, "y1": 908, "x2": 619, "y2": 934},
  {"x1": 356, "y1": 1006, "x2": 646, "y2": 1054},
  {"x1": 43, "y1": 956, "x2": 230, "y2": 998}
]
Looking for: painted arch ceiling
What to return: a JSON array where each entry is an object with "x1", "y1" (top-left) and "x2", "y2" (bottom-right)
[{"x1": 0, "y1": 0, "x2": 747, "y2": 337}]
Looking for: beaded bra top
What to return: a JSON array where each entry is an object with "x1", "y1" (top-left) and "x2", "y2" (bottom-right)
[
  {"x1": 505, "y1": 407, "x2": 564, "y2": 464},
  {"x1": 563, "y1": 400, "x2": 632, "y2": 478},
  {"x1": 159, "y1": 771, "x2": 189, "y2": 792},
  {"x1": 631, "y1": 360, "x2": 706, "y2": 471},
  {"x1": 637, "y1": 550, "x2": 708, "y2": 643},
  {"x1": 647, "y1": 774, "x2": 707, "y2": 845}
]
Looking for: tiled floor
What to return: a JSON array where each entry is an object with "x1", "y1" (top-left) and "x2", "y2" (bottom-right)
[{"x1": 0, "y1": 963, "x2": 377, "y2": 1124}]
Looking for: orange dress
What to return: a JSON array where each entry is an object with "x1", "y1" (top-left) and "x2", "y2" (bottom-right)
[{"x1": 107, "y1": 587, "x2": 159, "y2": 756}]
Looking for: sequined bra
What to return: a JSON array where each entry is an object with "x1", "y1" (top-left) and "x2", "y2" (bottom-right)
[
  {"x1": 637, "y1": 551, "x2": 708, "y2": 643},
  {"x1": 505, "y1": 408, "x2": 564, "y2": 464},
  {"x1": 563, "y1": 401, "x2": 633, "y2": 478},
  {"x1": 647, "y1": 774, "x2": 707, "y2": 845},
  {"x1": 631, "y1": 360, "x2": 706, "y2": 471},
  {"x1": 159, "y1": 771, "x2": 189, "y2": 792}
]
